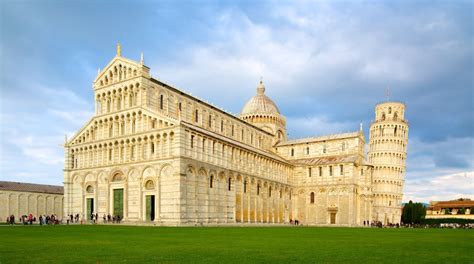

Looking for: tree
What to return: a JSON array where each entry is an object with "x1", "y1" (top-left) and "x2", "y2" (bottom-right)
[{"x1": 402, "y1": 200, "x2": 426, "y2": 224}]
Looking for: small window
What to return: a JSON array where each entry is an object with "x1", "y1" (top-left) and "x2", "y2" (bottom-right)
[
  {"x1": 341, "y1": 142, "x2": 345, "y2": 151},
  {"x1": 244, "y1": 181, "x2": 247, "y2": 193},
  {"x1": 306, "y1": 147, "x2": 310, "y2": 155},
  {"x1": 195, "y1": 109, "x2": 199, "y2": 123},
  {"x1": 208, "y1": 115, "x2": 212, "y2": 128},
  {"x1": 388, "y1": 107, "x2": 392, "y2": 114},
  {"x1": 269, "y1": 187, "x2": 272, "y2": 197},
  {"x1": 160, "y1": 94, "x2": 164, "y2": 110},
  {"x1": 310, "y1": 192, "x2": 315, "y2": 204},
  {"x1": 178, "y1": 102, "x2": 182, "y2": 112},
  {"x1": 323, "y1": 144, "x2": 327, "y2": 154},
  {"x1": 231, "y1": 125, "x2": 234, "y2": 137},
  {"x1": 257, "y1": 184, "x2": 260, "y2": 196},
  {"x1": 340, "y1": 165, "x2": 343, "y2": 176},
  {"x1": 202, "y1": 139, "x2": 206, "y2": 153},
  {"x1": 291, "y1": 148, "x2": 294, "y2": 157},
  {"x1": 212, "y1": 141, "x2": 216, "y2": 154},
  {"x1": 221, "y1": 120, "x2": 224, "y2": 132},
  {"x1": 150, "y1": 143, "x2": 154, "y2": 154},
  {"x1": 329, "y1": 166, "x2": 333, "y2": 176},
  {"x1": 228, "y1": 178, "x2": 231, "y2": 191},
  {"x1": 308, "y1": 167, "x2": 312, "y2": 177},
  {"x1": 319, "y1": 167, "x2": 322, "y2": 176},
  {"x1": 191, "y1": 135, "x2": 194, "y2": 148},
  {"x1": 241, "y1": 129, "x2": 244, "y2": 140},
  {"x1": 209, "y1": 175, "x2": 213, "y2": 188}
]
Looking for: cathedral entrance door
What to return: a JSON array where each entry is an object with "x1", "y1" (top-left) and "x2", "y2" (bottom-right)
[
  {"x1": 86, "y1": 198, "x2": 94, "y2": 221},
  {"x1": 146, "y1": 195, "x2": 155, "y2": 221},
  {"x1": 330, "y1": 212, "x2": 336, "y2": 224},
  {"x1": 113, "y1": 189, "x2": 124, "y2": 219}
]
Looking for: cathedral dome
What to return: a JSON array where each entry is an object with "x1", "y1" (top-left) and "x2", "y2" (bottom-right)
[{"x1": 241, "y1": 80, "x2": 281, "y2": 116}]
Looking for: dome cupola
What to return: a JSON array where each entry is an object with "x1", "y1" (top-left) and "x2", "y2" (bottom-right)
[
  {"x1": 241, "y1": 80, "x2": 281, "y2": 116},
  {"x1": 240, "y1": 80, "x2": 287, "y2": 142}
]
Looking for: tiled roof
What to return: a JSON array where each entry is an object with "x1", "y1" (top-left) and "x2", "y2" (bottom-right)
[
  {"x1": 0, "y1": 181, "x2": 63, "y2": 195},
  {"x1": 277, "y1": 131, "x2": 361, "y2": 146},
  {"x1": 290, "y1": 155, "x2": 361, "y2": 166},
  {"x1": 428, "y1": 199, "x2": 474, "y2": 210}
]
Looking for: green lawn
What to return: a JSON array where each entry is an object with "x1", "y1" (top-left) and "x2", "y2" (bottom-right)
[{"x1": 0, "y1": 225, "x2": 472, "y2": 263}]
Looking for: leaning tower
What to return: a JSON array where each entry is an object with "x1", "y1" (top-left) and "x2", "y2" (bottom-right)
[{"x1": 368, "y1": 101, "x2": 409, "y2": 225}]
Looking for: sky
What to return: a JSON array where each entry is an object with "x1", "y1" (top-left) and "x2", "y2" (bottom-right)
[{"x1": 0, "y1": 0, "x2": 472, "y2": 203}]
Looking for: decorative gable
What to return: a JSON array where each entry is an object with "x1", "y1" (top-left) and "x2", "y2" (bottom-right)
[{"x1": 93, "y1": 44, "x2": 150, "y2": 90}]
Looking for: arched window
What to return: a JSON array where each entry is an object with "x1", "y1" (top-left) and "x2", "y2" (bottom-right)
[
  {"x1": 308, "y1": 167, "x2": 312, "y2": 177},
  {"x1": 160, "y1": 94, "x2": 164, "y2": 110},
  {"x1": 329, "y1": 166, "x2": 333, "y2": 176},
  {"x1": 340, "y1": 165, "x2": 344, "y2": 176},
  {"x1": 244, "y1": 180, "x2": 247, "y2": 193},
  {"x1": 310, "y1": 192, "x2": 315, "y2": 204},
  {"x1": 190, "y1": 135, "x2": 194, "y2": 148},
  {"x1": 257, "y1": 184, "x2": 260, "y2": 196},
  {"x1": 323, "y1": 144, "x2": 327, "y2": 154},
  {"x1": 291, "y1": 148, "x2": 294, "y2": 157},
  {"x1": 381, "y1": 113, "x2": 386, "y2": 121},
  {"x1": 394, "y1": 126, "x2": 397, "y2": 136},
  {"x1": 150, "y1": 143, "x2": 154, "y2": 154},
  {"x1": 195, "y1": 109, "x2": 199, "y2": 123},
  {"x1": 393, "y1": 112, "x2": 398, "y2": 121},
  {"x1": 220, "y1": 120, "x2": 224, "y2": 132},
  {"x1": 209, "y1": 175, "x2": 213, "y2": 188},
  {"x1": 86, "y1": 185, "x2": 94, "y2": 193},
  {"x1": 208, "y1": 115, "x2": 212, "y2": 128},
  {"x1": 269, "y1": 186, "x2": 272, "y2": 197},
  {"x1": 319, "y1": 166, "x2": 323, "y2": 176},
  {"x1": 228, "y1": 178, "x2": 231, "y2": 191},
  {"x1": 306, "y1": 147, "x2": 310, "y2": 155}
]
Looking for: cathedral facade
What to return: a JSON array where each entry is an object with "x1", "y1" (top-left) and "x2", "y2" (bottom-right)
[{"x1": 63, "y1": 46, "x2": 409, "y2": 226}]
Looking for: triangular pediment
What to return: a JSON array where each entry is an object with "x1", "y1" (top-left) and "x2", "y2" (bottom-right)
[{"x1": 93, "y1": 56, "x2": 150, "y2": 89}]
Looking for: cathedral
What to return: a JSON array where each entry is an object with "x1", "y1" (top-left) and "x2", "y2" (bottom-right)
[{"x1": 63, "y1": 45, "x2": 409, "y2": 226}]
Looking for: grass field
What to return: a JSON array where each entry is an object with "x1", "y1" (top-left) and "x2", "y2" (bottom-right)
[{"x1": 0, "y1": 225, "x2": 472, "y2": 263}]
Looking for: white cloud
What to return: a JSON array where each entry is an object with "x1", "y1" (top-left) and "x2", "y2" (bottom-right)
[{"x1": 404, "y1": 171, "x2": 474, "y2": 203}]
